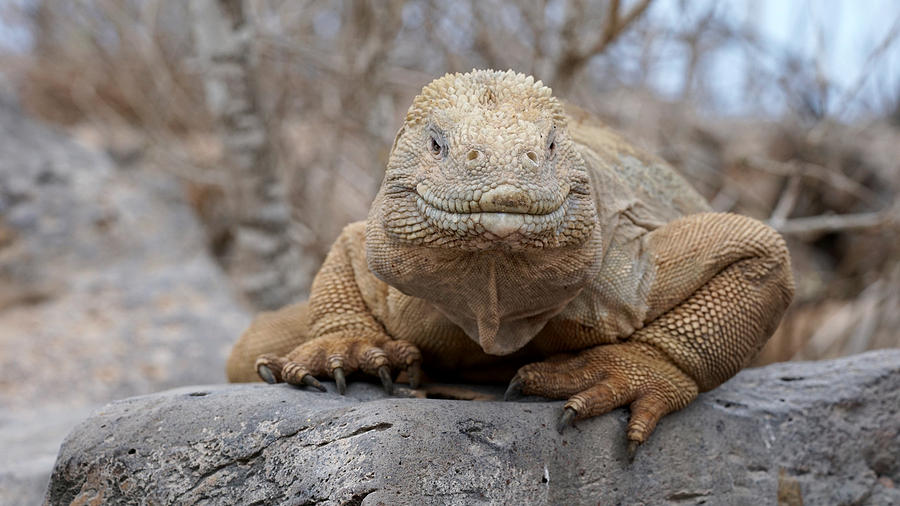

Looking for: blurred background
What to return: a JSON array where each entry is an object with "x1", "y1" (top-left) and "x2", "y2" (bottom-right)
[
  {"x1": 0, "y1": 1, "x2": 898, "y2": 501},
  {"x1": 1, "y1": 0, "x2": 898, "y2": 363}
]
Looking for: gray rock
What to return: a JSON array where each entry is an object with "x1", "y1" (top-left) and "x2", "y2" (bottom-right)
[
  {"x1": 46, "y1": 350, "x2": 900, "y2": 505},
  {"x1": 0, "y1": 107, "x2": 250, "y2": 504}
]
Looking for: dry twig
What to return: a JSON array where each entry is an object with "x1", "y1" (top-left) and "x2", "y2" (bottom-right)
[{"x1": 774, "y1": 208, "x2": 896, "y2": 236}]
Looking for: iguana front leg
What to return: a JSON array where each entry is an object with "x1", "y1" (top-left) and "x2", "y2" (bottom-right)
[
  {"x1": 255, "y1": 225, "x2": 422, "y2": 394},
  {"x1": 507, "y1": 213, "x2": 794, "y2": 450}
]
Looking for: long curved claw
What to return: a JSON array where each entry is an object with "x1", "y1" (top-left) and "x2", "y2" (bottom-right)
[
  {"x1": 407, "y1": 362, "x2": 422, "y2": 389},
  {"x1": 626, "y1": 440, "x2": 640, "y2": 462},
  {"x1": 301, "y1": 374, "x2": 327, "y2": 392},
  {"x1": 333, "y1": 367, "x2": 346, "y2": 395},
  {"x1": 377, "y1": 365, "x2": 394, "y2": 395},
  {"x1": 257, "y1": 364, "x2": 278, "y2": 385},
  {"x1": 504, "y1": 377, "x2": 523, "y2": 402},
  {"x1": 556, "y1": 407, "x2": 577, "y2": 434}
]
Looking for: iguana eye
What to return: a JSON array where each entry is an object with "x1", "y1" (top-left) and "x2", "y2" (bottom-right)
[
  {"x1": 429, "y1": 136, "x2": 443, "y2": 158},
  {"x1": 546, "y1": 126, "x2": 558, "y2": 159}
]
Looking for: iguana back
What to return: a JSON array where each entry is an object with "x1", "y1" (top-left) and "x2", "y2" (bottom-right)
[{"x1": 567, "y1": 104, "x2": 711, "y2": 226}]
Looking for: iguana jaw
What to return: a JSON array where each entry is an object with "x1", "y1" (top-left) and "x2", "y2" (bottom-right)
[{"x1": 381, "y1": 181, "x2": 592, "y2": 251}]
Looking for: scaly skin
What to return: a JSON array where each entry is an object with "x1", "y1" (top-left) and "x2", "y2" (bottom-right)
[{"x1": 226, "y1": 70, "x2": 794, "y2": 452}]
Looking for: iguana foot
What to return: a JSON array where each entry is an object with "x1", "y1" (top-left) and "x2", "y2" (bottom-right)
[
  {"x1": 255, "y1": 336, "x2": 422, "y2": 395},
  {"x1": 506, "y1": 342, "x2": 698, "y2": 448}
]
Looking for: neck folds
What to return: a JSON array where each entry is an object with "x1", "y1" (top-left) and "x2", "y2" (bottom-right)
[{"x1": 366, "y1": 222, "x2": 604, "y2": 356}]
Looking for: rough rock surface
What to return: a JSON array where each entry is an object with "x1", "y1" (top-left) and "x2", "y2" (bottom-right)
[
  {"x1": 47, "y1": 350, "x2": 899, "y2": 505},
  {"x1": 0, "y1": 106, "x2": 250, "y2": 504}
]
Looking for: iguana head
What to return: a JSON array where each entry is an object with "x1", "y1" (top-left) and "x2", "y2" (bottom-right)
[
  {"x1": 366, "y1": 70, "x2": 603, "y2": 356},
  {"x1": 370, "y1": 69, "x2": 597, "y2": 251}
]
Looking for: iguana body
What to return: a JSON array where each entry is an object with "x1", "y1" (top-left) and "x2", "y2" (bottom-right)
[{"x1": 227, "y1": 70, "x2": 793, "y2": 449}]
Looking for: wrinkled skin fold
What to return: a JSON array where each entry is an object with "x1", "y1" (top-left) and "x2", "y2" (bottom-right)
[{"x1": 227, "y1": 70, "x2": 794, "y2": 452}]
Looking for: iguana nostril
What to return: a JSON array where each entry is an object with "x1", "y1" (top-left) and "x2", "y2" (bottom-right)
[
  {"x1": 467, "y1": 149, "x2": 480, "y2": 161},
  {"x1": 525, "y1": 151, "x2": 538, "y2": 165}
]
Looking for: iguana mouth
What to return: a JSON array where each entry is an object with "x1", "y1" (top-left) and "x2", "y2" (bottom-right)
[
  {"x1": 414, "y1": 183, "x2": 570, "y2": 238},
  {"x1": 415, "y1": 183, "x2": 568, "y2": 216}
]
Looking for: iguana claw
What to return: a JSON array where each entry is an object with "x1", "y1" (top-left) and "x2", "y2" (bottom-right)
[
  {"x1": 377, "y1": 365, "x2": 394, "y2": 394},
  {"x1": 556, "y1": 407, "x2": 576, "y2": 434},
  {"x1": 301, "y1": 374, "x2": 327, "y2": 392},
  {"x1": 504, "y1": 377, "x2": 523, "y2": 401},
  {"x1": 257, "y1": 364, "x2": 278, "y2": 385},
  {"x1": 333, "y1": 367, "x2": 346, "y2": 394},
  {"x1": 407, "y1": 362, "x2": 422, "y2": 389},
  {"x1": 626, "y1": 440, "x2": 640, "y2": 462}
]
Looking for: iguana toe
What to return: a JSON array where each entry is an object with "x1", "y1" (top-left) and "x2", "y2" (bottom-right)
[
  {"x1": 255, "y1": 354, "x2": 286, "y2": 384},
  {"x1": 382, "y1": 340, "x2": 423, "y2": 389},
  {"x1": 256, "y1": 336, "x2": 422, "y2": 394},
  {"x1": 255, "y1": 354, "x2": 327, "y2": 392},
  {"x1": 556, "y1": 407, "x2": 576, "y2": 434}
]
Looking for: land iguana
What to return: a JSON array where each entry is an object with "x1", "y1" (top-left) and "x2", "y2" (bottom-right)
[{"x1": 226, "y1": 69, "x2": 794, "y2": 452}]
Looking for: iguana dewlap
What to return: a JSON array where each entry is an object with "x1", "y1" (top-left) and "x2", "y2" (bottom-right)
[{"x1": 226, "y1": 70, "x2": 794, "y2": 451}]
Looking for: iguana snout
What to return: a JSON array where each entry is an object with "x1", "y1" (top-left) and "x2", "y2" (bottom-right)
[
  {"x1": 477, "y1": 185, "x2": 534, "y2": 238},
  {"x1": 478, "y1": 184, "x2": 531, "y2": 213}
]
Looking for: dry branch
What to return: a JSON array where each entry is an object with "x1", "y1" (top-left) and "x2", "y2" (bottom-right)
[
  {"x1": 768, "y1": 174, "x2": 801, "y2": 230},
  {"x1": 773, "y1": 208, "x2": 896, "y2": 236},
  {"x1": 741, "y1": 156, "x2": 882, "y2": 204},
  {"x1": 554, "y1": 0, "x2": 654, "y2": 92}
]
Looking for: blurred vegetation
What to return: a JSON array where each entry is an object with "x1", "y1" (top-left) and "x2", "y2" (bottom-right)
[{"x1": 1, "y1": 0, "x2": 898, "y2": 364}]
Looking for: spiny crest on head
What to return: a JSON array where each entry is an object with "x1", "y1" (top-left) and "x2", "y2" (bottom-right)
[
  {"x1": 405, "y1": 69, "x2": 566, "y2": 126},
  {"x1": 481, "y1": 87, "x2": 498, "y2": 108}
]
